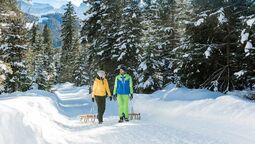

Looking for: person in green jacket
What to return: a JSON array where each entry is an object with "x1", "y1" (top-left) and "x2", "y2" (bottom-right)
[{"x1": 113, "y1": 66, "x2": 133, "y2": 123}]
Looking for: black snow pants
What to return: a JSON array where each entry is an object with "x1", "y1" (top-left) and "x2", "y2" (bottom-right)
[{"x1": 95, "y1": 96, "x2": 106, "y2": 122}]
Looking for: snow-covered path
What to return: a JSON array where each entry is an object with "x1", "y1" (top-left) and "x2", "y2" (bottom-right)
[{"x1": 1, "y1": 83, "x2": 255, "y2": 144}]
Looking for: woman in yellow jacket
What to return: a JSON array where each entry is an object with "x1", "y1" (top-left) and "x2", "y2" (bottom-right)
[{"x1": 92, "y1": 70, "x2": 112, "y2": 124}]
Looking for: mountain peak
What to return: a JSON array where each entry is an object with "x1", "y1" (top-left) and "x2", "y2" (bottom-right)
[
  {"x1": 17, "y1": 0, "x2": 88, "y2": 19},
  {"x1": 19, "y1": 0, "x2": 83, "y2": 8}
]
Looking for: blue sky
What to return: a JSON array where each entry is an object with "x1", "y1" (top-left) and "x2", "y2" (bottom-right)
[{"x1": 30, "y1": 0, "x2": 83, "y2": 8}]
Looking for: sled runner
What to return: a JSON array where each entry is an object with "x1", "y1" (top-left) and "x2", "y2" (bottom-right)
[
  {"x1": 129, "y1": 113, "x2": 141, "y2": 120},
  {"x1": 129, "y1": 99, "x2": 141, "y2": 120},
  {"x1": 80, "y1": 114, "x2": 96, "y2": 123}
]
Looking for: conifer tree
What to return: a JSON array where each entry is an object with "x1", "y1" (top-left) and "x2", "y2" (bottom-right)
[
  {"x1": 178, "y1": 0, "x2": 254, "y2": 92},
  {"x1": 1, "y1": 12, "x2": 31, "y2": 92},
  {"x1": 60, "y1": 1, "x2": 79, "y2": 83},
  {"x1": 136, "y1": 1, "x2": 162, "y2": 93},
  {"x1": 113, "y1": 0, "x2": 143, "y2": 72},
  {"x1": 42, "y1": 24, "x2": 56, "y2": 89},
  {"x1": 81, "y1": 0, "x2": 104, "y2": 90}
]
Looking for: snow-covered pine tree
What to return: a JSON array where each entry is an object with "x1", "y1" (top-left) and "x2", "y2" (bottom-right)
[
  {"x1": 25, "y1": 42, "x2": 34, "y2": 81},
  {"x1": 173, "y1": 0, "x2": 217, "y2": 90},
  {"x1": 171, "y1": 0, "x2": 193, "y2": 87},
  {"x1": 73, "y1": 40, "x2": 89, "y2": 86},
  {"x1": 0, "y1": 2, "x2": 12, "y2": 92},
  {"x1": 29, "y1": 23, "x2": 38, "y2": 46},
  {"x1": 0, "y1": 4, "x2": 31, "y2": 92},
  {"x1": 175, "y1": 0, "x2": 193, "y2": 40},
  {"x1": 4, "y1": 22, "x2": 31, "y2": 92},
  {"x1": 0, "y1": 61, "x2": 13, "y2": 92},
  {"x1": 237, "y1": 4, "x2": 255, "y2": 90},
  {"x1": 81, "y1": 0, "x2": 104, "y2": 90},
  {"x1": 60, "y1": 1, "x2": 79, "y2": 83},
  {"x1": 24, "y1": 23, "x2": 50, "y2": 90},
  {"x1": 42, "y1": 24, "x2": 56, "y2": 89},
  {"x1": 113, "y1": 0, "x2": 143, "y2": 74},
  {"x1": 82, "y1": 0, "x2": 125, "y2": 89},
  {"x1": 53, "y1": 48, "x2": 61, "y2": 84},
  {"x1": 26, "y1": 23, "x2": 39, "y2": 82},
  {"x1": 135, "y1": 0, "x2": 163, "y2": 93},
  {"x1": 157, "y1": 0, "x2": 179, "y2": 87},
  {"x1": 32, "y1": 33, "x2": 48, "y2": 90},
  {"x1": 95, "y1": 0, "x2": 122, "y2": 74},
  {"x1": 178, "y1": 0, "x2": 254, "y2": 92}
]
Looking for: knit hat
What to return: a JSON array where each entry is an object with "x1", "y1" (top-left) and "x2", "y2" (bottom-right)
[
  {"x1": 120, "y1": 65, "x2": 127, "y2": 72},
  {"x1": 97, "y1": 70, "x2": 106, "y2": 78}
]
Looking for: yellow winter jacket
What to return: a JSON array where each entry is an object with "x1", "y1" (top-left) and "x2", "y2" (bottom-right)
[{"x1": 92, "y1": 78, "x2": 111, "y2": 97}]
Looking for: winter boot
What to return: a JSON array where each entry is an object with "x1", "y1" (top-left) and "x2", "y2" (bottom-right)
[
  {"x1": 122, "y1": 113, "x2": 129, "y2": 122},
  {"x1": 118, "y1": 116, "x2": 124, "y2": 123},
  {"x1": 97, "y1": 115, "x2": 103, "y2": 123}
]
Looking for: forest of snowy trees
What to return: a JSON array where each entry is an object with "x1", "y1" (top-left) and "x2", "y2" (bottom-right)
[{"x1": 0, "y1": 0, "x2": 254, "y2": 94}]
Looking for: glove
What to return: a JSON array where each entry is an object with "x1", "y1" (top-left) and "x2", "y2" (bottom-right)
[
  {"x1": 109, "y1": 96, "x2": 112, "y2": 101},
  {"x1": 92, "y1": 98, "x2": 94, "y2": 102},
  {"x1": 130, "y1": 94, "x2": 133, "y2": 100},
  {"x1": 113, "y1": 94, "x2": 117, "y2": 101}
]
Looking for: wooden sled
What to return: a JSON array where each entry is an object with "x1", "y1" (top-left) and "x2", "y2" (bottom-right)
[
  {"x1": 80, "y1": 114, "x2": 96, "y2": 123},
  {"x1": 129, "y1": 113, "x2": 141, "y2": 120}
]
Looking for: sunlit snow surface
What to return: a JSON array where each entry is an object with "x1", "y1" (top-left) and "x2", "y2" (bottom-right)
[{"x1": 0, "y1": 83, "x2": 255, "y2": 144}]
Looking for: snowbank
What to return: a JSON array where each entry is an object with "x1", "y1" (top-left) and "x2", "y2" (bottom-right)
[
  {"x1": 0, "y1": 105, "x2": 38, "y2": 144},
  {"x1": 1, "y1": 83, "x2": 95, "y2": 117},
  {"x1": 152, "y1": 84, "x2": 223, "y2": 101},
  {"x1": 137, "y1": 85, "x2": 255, "y2": 127},
  {"x1": 0, "y1": 83, "x2": 118, "y2": 144},
  {"x1": 0, "y1": 96, "x2": 73, "y2": 144}
]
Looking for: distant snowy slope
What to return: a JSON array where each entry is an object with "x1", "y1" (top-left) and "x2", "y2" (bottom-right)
[
  {"x1": 17, "y1": 0, "x2": 88, "y2": 48},
  {"x1": 25, "y1": 0, "x2": 83, "y2": 8},
  {"x1": 17, "y1": 0, "x2": 55, "y2": 16},
  {"x1": 37, "y1": 13, "x2": 63, "y2": 48},
  {"x1": 17, "y1": 0, "x2": 89, "y2": 19}
]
